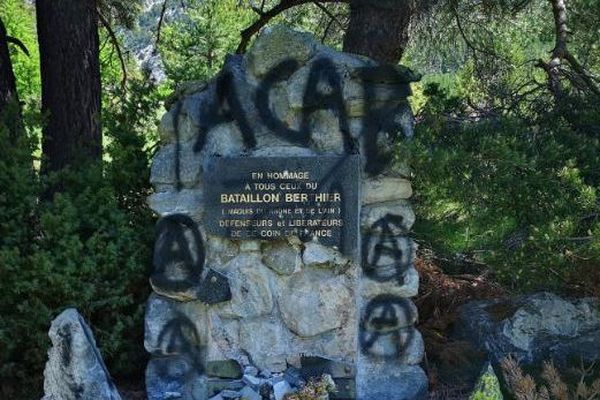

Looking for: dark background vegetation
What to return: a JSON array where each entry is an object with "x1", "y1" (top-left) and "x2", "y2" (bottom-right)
[{"x1": 0, "y1": 0, "x2": 598, "y2": 398}]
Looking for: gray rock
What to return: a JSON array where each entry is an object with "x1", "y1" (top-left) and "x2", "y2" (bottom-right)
[
  {"x1": 361, "y1": 266, "x2": 420, "y2": 298},
  {"x1": 456, "y1": 292, "x2": 600, "y2": 365},
  {"x1": 239, "y1": 240, "x2": 261, "y2": 253},
  {"x1": 217, "y1": 254, "x2": 274, "y2": 318},
  {"x1": 302, "y1": 241, "x2": 348, "y2": 268},
  {"x1": 220, "y1": 389, "x2": 241, "y2": 399},
  {"x1": 286, "y1": 65, "x2": 314, "y2": 111},
  {"x1": 246, "y1": 25, "x2": 318, "y2": 78},
  {"x1": 205, "y1": 314, "x2": 246, "y2": 367},
  {"x1": 360, "y1": 296, "x2": 418, "y2": 331},
  {"x1": 360, "y1": 327, "x2": 425, "y2": 364},
  {"x1": 361, "y1": 200, "x2": 415, "y2": 234},
  {"x1": 262, "y1": 241, "x2": 302, "y2": 275},
  {"x1": 239, "y1": 386, "x2": 262, "y2": 400},
  {"x1": 159, "y1": 107, "x2": 177, "y2": 143},
  {"x1": 144, "y1": 293, "x2": 208, "y2": 356},
  {"x1": 273, "y1": 380, "x2": 293, "y2": 400},
  {"x1": 150, "y1": 142, "x2": 203, "y2": 189},
  {"x1": 147, "y1": 189, "x2": 204, "y2": 219},
  {"x1": 362, "y1": 176, "x2": 412, "y2": 204},
  {"x1": 201, "y1": 122, "x2": 246, "y2": 157},
  {"x1": 278, "y1": 270, "x2": 352, "y2": 337},
  {"x1": 239, "y1": 317, "x2": 291, "y2": 372},
  {"x1": 283, "y1": 367, "x2": 305, "y2": 388},
  {"x1": 343, "y1": 82, "x2": 410, "y2": 118},
  {"x1": 205, "y1": 236, "x2": 240, "y2": 271},
  {"x1": 393, "y1": 103, "x2": 415, "y2": 139},
  {"x1": 357, "y1": 362, "x2": 427, "y2": 400},
  {"x1": 362, "y1": 235, "x2": 415, "y2": 283},
  {"x1": 307, "y1": 109, "x2": 346, "y2": 153},
  {"x1": 42, "y1": 309, "x2": 121, "y2": 400},
  {"x1": 146, "y1": 355, "x2": 207, "y2": 400},
  {"x1": 316, "y1": 47, "x2": 375, "y2": 70},
  {"x1": 242, "y1": 374, "x2": 262, "y2": 389},
  {"x1": 299, "y1": 356, "x2": 355, "y2": 378},
  {"x1": 250, "y1": 145, "x2": 317, "y2": 157},
  {"x1": 177, "y1": 85, "x2": 219, "y2": 142},
  {"x1": 244, "y1": 366, "x2": 259, "y2": 377},
  {"x1": 206, "y1": 360, "x2": 243, "y2": 379}
]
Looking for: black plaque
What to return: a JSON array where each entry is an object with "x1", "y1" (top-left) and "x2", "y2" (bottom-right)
[{"x1": 203, "y1": 155, "x2": 360, "y2": 257}]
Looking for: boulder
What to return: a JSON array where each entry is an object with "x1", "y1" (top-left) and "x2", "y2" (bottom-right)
[
  {"x1": 246, "y1": 25, "x2": 318, "y2": 78},
  {"x1": 361, "y1": 266, "x2": 419, "y2": 298},
  {"x1": 362, "y1": 176, "x2": 412, "y2": 204},
  {"x1": 302, "y1": 241, "x2": 349, "y2": 268},
  {"x1": 306, "y1": 109, "x2": 347, "y2": 153},
  {"x1": 147, "y1": 189, "x2": 204, "y2": 219},
  {"x1": 361, "y1": 235, "x2": 415, "y2": 283},
  {"x1": 146, "y1": 355, "x2": 207, "y2": 400},
  {"x1": 200, "y1": 122, "x2": 246, "y2": 158},
  {"x1": 150, "y1": 141, "x2": 203, "y2": 189},
  {"x1": 216, "y1": 254, "x2": 274, "y2": 319},
  {"x1": 250, "y1": 145, "x2": 316, "y2": 158},
  {"x1": 159, "y1": 107, "x2": 177, "y2": 143},
  {"x1": 273, "y1": 380, "x2": 293, "y2": 400},
  {"x1": 42, "y1": 309, "x2": 121, "y2": 400},
  {"x1": 361, "y1": 200, "x2": 415, "y2": 234},
  {"x1": 144, "y1": 293, "x2": 208, "y2": 356},
  {"x1": 262, "y1": 241, "x2": 302, "y2": 275},
  {"x1": 278, "y1": 270, "x2": 353, "y2": 337},
  {"x1": 456, "y1": 292, "x2": 600, "y2": 365},
  {"x1": 205, "y1": 235, "x2": 239, "y2": 271},
  {"x1": 356, "y1": 362, "x2": 427, "y2": 400},
  {"x1": 239, "y1": 317, "x2": 291, "y2": 372}
]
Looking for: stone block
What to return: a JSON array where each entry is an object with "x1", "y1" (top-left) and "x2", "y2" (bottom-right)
[
  {"x1": 247, "y1": 25, "x2": 318, "y2": 78},
  {"x1": 42, "y1": 309, "x2": 121, "y2": 400},
  {"x1": 361, "y1": 200, "x2": 415, "y2": 234},
  {"x1": 357, "y1": 362, "x2": 427, "y2": 400},
  {"x1": 262, "y1": 241, "x2": 302, "y2": 275},
  {"x1": 278, "y1": 270, "x2": 352, "y2": 337},
  {"x1": 362, "y1": 177, "x2": 412, "y2": 204}
]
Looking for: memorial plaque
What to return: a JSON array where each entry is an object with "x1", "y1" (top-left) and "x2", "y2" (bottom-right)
[{"x1": 204, "y1": 155, "x2": 360, "y2": 257}]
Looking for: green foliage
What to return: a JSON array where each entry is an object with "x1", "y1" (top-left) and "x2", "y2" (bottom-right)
[
  {"x1": 469, "y1": 364, "x2": 503, "y2": 400},
  {"x1": 406, "y1": 0, "x2": 599, "y2": 116},
  {"x1": 0, "y1": 0, "x2": 40, "y2": 103},
  {"x1": 159, "y1": 0, "x2": 254, "y2": 84},
  {"x1": 0, "y1": 80, "x2": 156, "y2": 397},
  {"x1": 404, "y1": 0, "x2": 600, "y2": 291},
  {"x1": 409, "y1": 83, "x2": 600, "y2": 290}
]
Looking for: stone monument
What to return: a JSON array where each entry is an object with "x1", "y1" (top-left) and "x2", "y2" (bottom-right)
[{"x1": 145, "y1": 26, "x2": 426, "y2": 400}]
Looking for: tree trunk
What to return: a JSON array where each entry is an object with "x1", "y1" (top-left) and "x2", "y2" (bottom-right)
[
  {"x1": 343, "y1": 0, "x2": 415, "y2": 64},
  {"x1": 36, "y1": 0, "x2": 102, "y2": 174},
  {"x1": 0, "y1": 17, "x2": 19, "y2": 114}
]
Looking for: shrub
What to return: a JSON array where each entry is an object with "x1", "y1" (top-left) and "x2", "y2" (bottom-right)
[
  {"x1": 0, "y1": 82, "x2": 157, "y2": 398},
  {"x1": 408, "y1": 83, "x2": 600, "y2": 290},
  {"x1": 501, "y1": 356, "x2": 600, "y2": 400}
]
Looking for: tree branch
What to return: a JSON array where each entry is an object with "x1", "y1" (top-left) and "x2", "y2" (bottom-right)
[
  {"x1": 6, "y1": 36, "x2": 30, "y2": 56},
  {"x1": 97, "y1": 10, "x2": 128, "y2": 89},
  {"x1": 537, "y1": 0, "x2": 600, "y2": 100},
  {"x1": 452, "y1": 5, "x2": 505, "y2": 61},
  {"x1": 0, "y1": 16, "x2": 21, "y2": 125},
  {"x1": 155, "y1": 0, "x2": 169, "y2": 50},
  {"x1": 236, "y1": 0, "x2": 348, "y2": 54},
  {"x1": 312, "y1": 1, "x2": 344, "y2": 28}
]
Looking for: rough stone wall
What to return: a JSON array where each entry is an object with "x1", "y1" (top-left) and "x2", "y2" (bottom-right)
[{"x1": 145, "y1": 26, "x2": 425, "y2": 400}]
